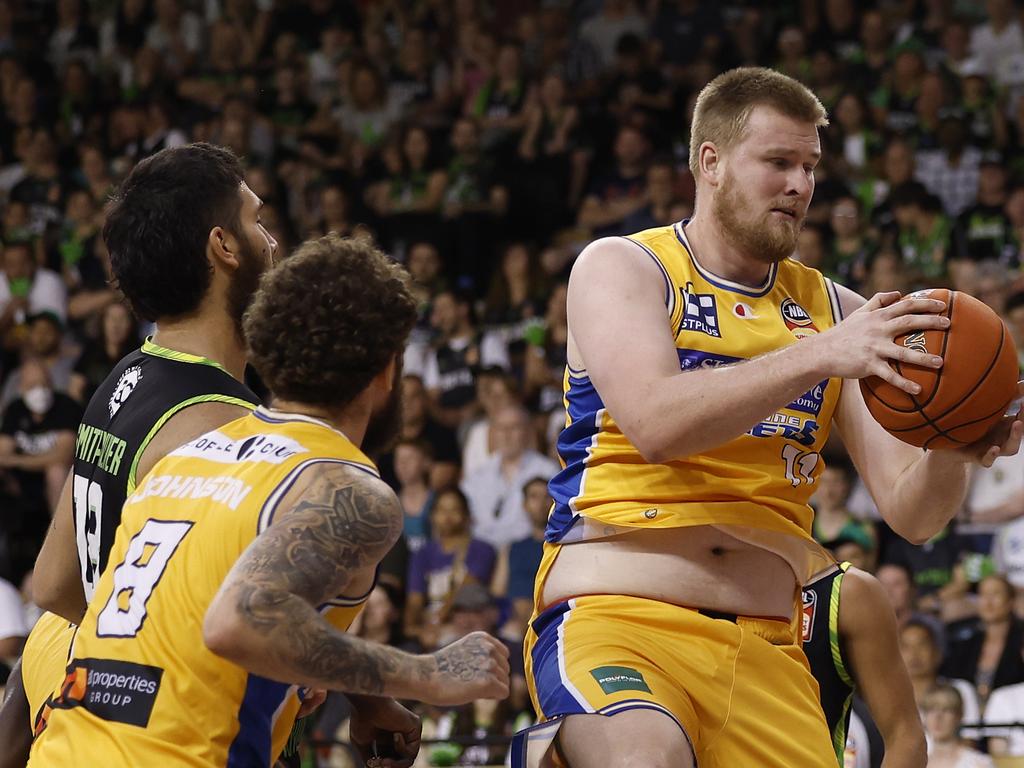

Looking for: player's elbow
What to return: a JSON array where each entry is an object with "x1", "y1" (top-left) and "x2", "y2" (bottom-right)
[
  {"x1": 882, "y1": 719, "x2": 928, "y2": 767},
  {"x1": 621, "y1": 420, "x2": 676, "y2": 464},
  {"x1": 203, "y1": 603, "x2": 253, "y2": 664},
  {"x1": 33, "y1": 575, "x2": 84, "y2": 624},
  {"x1": 890, "y1": 523, "x2": 932, "y2": 547},
  {"x1": 635, "y1": 438, "x2": 671, "y2": 465},
  {"x1": 884, "y1": 513, "x2": 938, "y2": 546},
  {"x1": 32, "y1": 577, "x2": 62, "y2": 615}
]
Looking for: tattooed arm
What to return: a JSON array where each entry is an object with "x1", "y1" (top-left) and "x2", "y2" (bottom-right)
[{"x1": 203, "y1": 463, "x2": 510, "y2": 705}]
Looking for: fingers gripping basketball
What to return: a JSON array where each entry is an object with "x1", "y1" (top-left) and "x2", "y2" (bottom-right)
[{"x1": 860, "y1": 288, "x2": 1020, "y2": 450}]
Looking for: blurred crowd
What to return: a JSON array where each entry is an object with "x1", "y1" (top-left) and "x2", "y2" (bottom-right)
[{"x1": 0, "y1": 0, "x2": 1023, "y2": 766}]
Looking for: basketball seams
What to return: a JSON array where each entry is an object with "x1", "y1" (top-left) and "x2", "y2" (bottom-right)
[
  {"x1": 926, "y1": 397, "x2": 1012, "y2": 448},
  {"x1": 918, "y1": 291, "x2": 954, "y2": 412},
  {"x1": 862, "y1": 289, "x2": 954, "y2": 414},
  {"x1": 886, "y1": 321, "x2": 1013, "y2": 448},
  {"x1": 862, "y1": 290, "x2": 1018, "y2": 449},
  {"x1": 928, "y1": 321, "x2": 1006, "y2": 424}
]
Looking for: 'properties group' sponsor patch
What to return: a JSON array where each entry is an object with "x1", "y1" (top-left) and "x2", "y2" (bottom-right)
[{"x1": 52, "y1": 658, "x2": 163, "y2": 728}]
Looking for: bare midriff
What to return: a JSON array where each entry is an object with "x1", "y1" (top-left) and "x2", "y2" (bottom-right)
[{"x1": 541, "y1": 524, "x2": 801, "y2": 620}]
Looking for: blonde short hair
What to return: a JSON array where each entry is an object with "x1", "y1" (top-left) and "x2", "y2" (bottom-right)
[{"x1": 688, "y1": 67, "x2": 829, "y2": 177}]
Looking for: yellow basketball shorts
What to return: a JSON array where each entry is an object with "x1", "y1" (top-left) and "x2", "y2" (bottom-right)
[
  {"x1": 21, "y1": 611, "x2": 77, "y2": 734},
  {"x1": 517, "y1": 594, "x2": 835, "y2": 767}
]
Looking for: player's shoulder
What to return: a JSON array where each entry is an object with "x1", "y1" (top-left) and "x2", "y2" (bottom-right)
[
  {"x1": 570, "y1": 231, "x2": 673, "y2": 290},
  {"x1": 838, "y1": 566, "x2": 893, "y2": 632},
  {"x1": 840, "y1": 565, "x2": 883, "y2": 597},
  {"x1": 294, "y1": 460, "x2": 401, "y2": 517},
  {"x1": 276, "y1": 459, "x2": 404, "y2": 553}
]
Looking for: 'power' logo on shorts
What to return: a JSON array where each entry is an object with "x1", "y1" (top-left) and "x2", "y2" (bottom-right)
[{"x1": 589, "y1": 666, "x2": 652, "y2": 695}]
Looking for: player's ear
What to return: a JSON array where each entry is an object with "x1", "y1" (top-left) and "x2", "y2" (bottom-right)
[
  {"x1": 699, "y1": 142, "x2": 721, "y2": 186},
  {"x1": 207, "y1": 226, "x2": 240, "y2": 271}
]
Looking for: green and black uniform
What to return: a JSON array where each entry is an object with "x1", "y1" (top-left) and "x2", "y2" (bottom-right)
[
  {"x1": 803, "y1": 562, "x2": 855, "y2": 766},
  {"x1": 71, "y1": 337, "x2": 258, "y2": 603}
]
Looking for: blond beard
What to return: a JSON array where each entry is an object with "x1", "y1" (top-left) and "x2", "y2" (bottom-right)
[{"x1": 712, "y1": 173, "x2": 801, "y2": 265}]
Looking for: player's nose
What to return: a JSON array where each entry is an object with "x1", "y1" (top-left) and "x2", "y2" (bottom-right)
[{"x1": 785, "y1": 168, "x2": 812, "y2": 199}]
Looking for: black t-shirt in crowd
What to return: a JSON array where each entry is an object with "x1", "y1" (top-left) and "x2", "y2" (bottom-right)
[{"x1": 1, "y1": 392, "x2": 81, "y2": 504}]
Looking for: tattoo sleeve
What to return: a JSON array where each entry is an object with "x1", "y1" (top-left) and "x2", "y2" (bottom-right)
[{"x1": 209, "y1": 464, "x2": 429, "y2": 697}]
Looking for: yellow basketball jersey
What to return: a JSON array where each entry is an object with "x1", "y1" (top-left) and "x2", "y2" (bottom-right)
[
  {"x1": 545, "y1": 223, "x2": 843, "y2": 576},
  {"x1": 29, "y1": 408, "x2": 377, "y2": 768}
]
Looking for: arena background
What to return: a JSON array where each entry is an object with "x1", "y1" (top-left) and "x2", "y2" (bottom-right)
[{"x1": 0, "y1": 0, "x2": 1023, "y2": 765}]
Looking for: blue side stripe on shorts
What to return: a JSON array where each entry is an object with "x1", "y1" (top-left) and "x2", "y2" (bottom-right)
[{"x1": 530, "y1": 601, "x2": 589, "y2": 718}]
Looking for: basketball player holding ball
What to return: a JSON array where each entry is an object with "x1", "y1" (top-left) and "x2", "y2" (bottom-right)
[{"x1": 514, "y1": 67, "x2": 1023, "y2": 768}]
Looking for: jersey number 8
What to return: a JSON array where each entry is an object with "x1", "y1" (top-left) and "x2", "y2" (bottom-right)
[{"x1": 96, "y1": 519, "x2": 194, "y2": 638}]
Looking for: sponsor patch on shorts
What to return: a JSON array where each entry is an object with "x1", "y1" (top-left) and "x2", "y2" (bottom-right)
[{"x1": 589, "y1": 666, "x2": 651, "y2": 695}]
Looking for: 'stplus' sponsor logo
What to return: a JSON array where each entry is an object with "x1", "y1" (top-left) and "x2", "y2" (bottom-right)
[{"x1": 679, "y1": 283, "x2": 721, "y2": 338}]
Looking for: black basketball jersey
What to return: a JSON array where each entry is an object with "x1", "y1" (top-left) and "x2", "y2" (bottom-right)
[
  {"x1": 802, "y1": 561, "x2": 855, "y2": 765},
  {"x1": 71, "y1": 337, "x2": 258, "y2": 602}
]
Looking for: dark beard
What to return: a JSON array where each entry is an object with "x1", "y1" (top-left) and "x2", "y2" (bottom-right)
[
  {"x1": 361, "y1": 365, "x2": 404, "y2": 457},
  {"x1": 228, "y1": 233, "x2": 269, "y2": 340}
]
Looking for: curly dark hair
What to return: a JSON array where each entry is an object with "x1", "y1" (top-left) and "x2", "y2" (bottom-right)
[
  {"x1": 244, "y1": 234, "x2": 417, "y2": 407},
  {"x1": 103, "y1": 142, "x2": 245, "y2": 322}
]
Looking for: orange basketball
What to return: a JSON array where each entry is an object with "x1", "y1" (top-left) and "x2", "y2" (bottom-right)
[{"x1": 859, "y1": 288, "x2": 1019, "y2": 450}]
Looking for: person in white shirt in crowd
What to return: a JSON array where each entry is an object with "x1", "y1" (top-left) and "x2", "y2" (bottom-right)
[
  {"x1": 923, "y1": 685, "x2": 995, "y2": 768},
  {"x1": 900, "y1": 618, "x2": 982, "y2": 743},
  {"x1": 969, "y1": 448, "x2": 1024, "y2": 609},
  {"x1": 461, "y1": 404, "x2": 558, "y2": 549},
  {"x1": 422, "y1": 289, "x2": 509, "y2": 430},
  {"x1": 462, "y1": 367, "x2": 518, "y2": 476},
  {"x1": 968, "y1": 0, "x2": 1024, "y2": 88},
  {"x1": 985, "y1": 681, "x2": 1024, "y2": 758},
  {"x1": 577, "y1": 0, "x2": 648, "y2": 70},
  {"x1": 0, "y1": 241, "x2": 66, "y2": 337}
]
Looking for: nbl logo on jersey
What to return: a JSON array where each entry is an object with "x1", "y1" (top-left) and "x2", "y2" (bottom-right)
[
  {"x1": 781, "y1": 298, "x2": 819, "y2": 339},
  {"x1": 679, "y1": 282, "x2": 721, "y2": 338}
]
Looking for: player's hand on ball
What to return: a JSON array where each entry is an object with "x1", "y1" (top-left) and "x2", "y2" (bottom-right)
[
  {"x1": 821, "y1": 291, "x2": 948, "y2": 394},
  {"x1": 424, "y1": 630, "x2": 510, "y2": 705},
  {"x1": 954, "y1": 382, "x2": 1024, "y2": 467}
]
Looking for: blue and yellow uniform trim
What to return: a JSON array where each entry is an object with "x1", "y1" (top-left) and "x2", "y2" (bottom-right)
[{"x1": 519, "y1": 222, "x2": 847, "y2": 768}]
